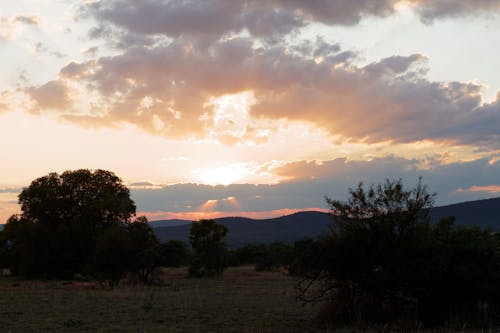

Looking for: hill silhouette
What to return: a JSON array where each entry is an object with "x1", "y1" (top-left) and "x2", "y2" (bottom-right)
[
  {"x1": 153, "y1": 211, "x2": 332, "y2": 249},
  {"x1": 152, "y1": 197, "x2": 500, "y2": 248},
  {"x1": 1, "y1": 197, "x2": 498, "y2": 245}
]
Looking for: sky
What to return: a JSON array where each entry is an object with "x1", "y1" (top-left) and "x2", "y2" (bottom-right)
[{"x1": 1, "y1": 0, "x2": 500, "y2": 223}]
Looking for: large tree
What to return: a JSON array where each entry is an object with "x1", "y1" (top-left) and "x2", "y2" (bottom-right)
[{"x1": 0, "y1": 169, "x2": 138, "y2": 278}]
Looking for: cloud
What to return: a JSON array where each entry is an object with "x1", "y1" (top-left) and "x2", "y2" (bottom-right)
[
  {"x1": 0, "y1": 17, "x2": 15, "y2": 41},
  {"x1": 50, "y1": 37, "x2": 500, "y2": 149},
  {"x1": 23, "y1": 1, "x2": 500, "y2": 149},
  {"x1": 415, "y1": 0, "x2": 500, "y2": 23},
  {"x1": 1, "y1": 15, "x2": 42, "y2": 41},
  {"x1": 14, "y1": 16, "x2": 42, "y2": 27},
  {"x1": 25, "y1": 80, "x2": 73, "y2": 111},
  {"x1": 83, "y1": 46, "x2": 99, "y2": 57},
  {"x1": 32, "y1": 42, "x2": 67, "y2": 58},
  {"x1": 459, "y1": 185, "x2": 500, "y2": 194},
  {"x1": 0, "y1": 187, "x2": 23, "y2": 194},
  {"x1": 130, "y1": 157, "x2": 500, "y2": 215},
  {"x1": 81, "y1": 0, "x2": 500, "y2": 46}
]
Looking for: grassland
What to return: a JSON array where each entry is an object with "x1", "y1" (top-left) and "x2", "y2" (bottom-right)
[
  {"x1": 0, "y1": 266, "x2": 317, "y2": 332},
  {"x1": 1, "y1": 266, "x2": 497, "y2": 333}
]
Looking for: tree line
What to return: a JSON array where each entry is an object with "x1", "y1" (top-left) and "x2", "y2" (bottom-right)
[
  {"x1": 0, "y1": 170, "x2": 288, "y2": 284},
  {"x1": 1, "y1": 170, "x2": 500, "y2": 328}
]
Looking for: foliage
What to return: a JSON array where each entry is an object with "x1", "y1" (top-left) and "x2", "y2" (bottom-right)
[
  {"x1": 189, "y1": 219, "x2": 228, "y2": 277},
  {"x1": 254, "y1": 242, "x2": 294, "y2": 271},
  {"x1": 159, "y1": 240, "x2": 191, "y2": 267},
  {"x1": 296, "y1": 178, "x2": 500, "y2": 327},
  {"x1": 228, "y1": 242, "x2": 294, "y2": 271},
  {"x1": 93, "y1": 217, "x2": 160, "y2": 287},
  {"x1": 0, "y1": 169, "x2": 141, "y2": 279}
]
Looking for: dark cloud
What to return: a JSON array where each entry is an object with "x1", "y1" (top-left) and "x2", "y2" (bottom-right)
[{"x1": 131, "y1": 157, "x2": 500, "y2": 213}]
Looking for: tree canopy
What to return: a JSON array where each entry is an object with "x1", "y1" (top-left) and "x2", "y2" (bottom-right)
[
  {"x1": 189, "y1": 219, "x2": 228, "y2": 277},
  {"x1": 0, "y1": 169, "x2": 153, "y2": 280},
  {"x1": 17, "y1": 169, "x2": 135, "y2": 228}
]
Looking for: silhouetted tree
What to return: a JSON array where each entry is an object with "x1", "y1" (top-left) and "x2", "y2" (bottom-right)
[
  {"x1": 0, "y1": 169, "x2": 137, "y2": 278},
  {"x1": 189, "y1": 219, "x2": 228, "y2": 277},
  {"x1": 127, "y1": 217, "x2": 162, "y2": 284},
  {"x1": 92, "y1": 217, "x2": 160, "y2": 287},
  {"x1": 159, "y1": 240, "x2": 191, "y2": 267},
  {"x1": 296, "y1": 178, "x2": 500, "y2": 327},
  {"x1": 254, "y1": 242, "x2": 294, "y2": 271}
]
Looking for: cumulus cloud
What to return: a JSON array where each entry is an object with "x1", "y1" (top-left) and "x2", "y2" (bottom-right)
[
  {"x1": 23, "y1": 0, "x2": 500, "y2": 149},
  {"x1": 51, "y1": 37, "x2": 500, "y2": 149}
]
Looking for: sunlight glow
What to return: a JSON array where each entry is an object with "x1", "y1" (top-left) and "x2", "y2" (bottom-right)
[
  {"x1": 199, "y1": 164, "x2": 249, "y2": 185},
  {"x1": 206, "y1": 91, "x2": 255, "y2": 143}
]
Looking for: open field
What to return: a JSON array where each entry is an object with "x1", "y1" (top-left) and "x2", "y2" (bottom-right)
[
  {"x1": 1, "y1": 266, "x2": 497, "y2": 333},
  {"x1": 0, "y1": 266, "x2": 316, "y2": 333}
]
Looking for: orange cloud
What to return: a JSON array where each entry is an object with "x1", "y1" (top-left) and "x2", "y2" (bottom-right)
[{"x1": 462, "y1": 185, "x2": 500, "y2": 193}]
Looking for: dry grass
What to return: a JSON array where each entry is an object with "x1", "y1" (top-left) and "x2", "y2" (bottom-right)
[
  {"x1": 0, "y1": 266, "x2": 314, "y2": 332},
  {"x1": 0, "y1": 267, "x2": 497, "y2": 332}
]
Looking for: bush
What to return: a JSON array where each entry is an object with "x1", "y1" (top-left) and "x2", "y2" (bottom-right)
[{"x1": 159, "y1": 240, "x2": 191, "y2": 268}]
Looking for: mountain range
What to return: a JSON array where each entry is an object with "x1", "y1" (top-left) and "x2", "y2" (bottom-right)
[{"x1": 151, "y1": 197, "x2": 500, "y2": 248}]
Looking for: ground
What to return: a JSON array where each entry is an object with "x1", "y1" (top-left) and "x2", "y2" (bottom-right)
[
  {"x1": 0, "y1": 266, "x2": 494, "y2": 332},
  {"x1": 0, "y1": 266, "x2": 315, "y2": 333}
]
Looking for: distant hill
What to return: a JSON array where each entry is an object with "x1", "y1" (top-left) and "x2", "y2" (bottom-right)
[
  {"x1": 1, "y1": 197, "x2": 498, "y2": 243},
  {"x1": 153, "y1": 211, "x2": 332, "y2": 249},
  {"x1": 148, "y1": 219, "x2": 192, "y2": 228},
  {"x1": 429, "y1": 197, "x2": 500, "y2": 230},
  {"x1": 152, "y1": 197, "x2": 500, "y2": 248}
]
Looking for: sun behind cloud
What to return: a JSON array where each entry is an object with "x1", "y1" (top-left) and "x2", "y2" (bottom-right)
[{"x1": 198, "y1": 164, "x2": 249, "y2": 186}]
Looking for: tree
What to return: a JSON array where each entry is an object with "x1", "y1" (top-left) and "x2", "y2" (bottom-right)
[
  {"x1": 296, "y1": 178, "x2": 500, "y2": 327},
  {"x1": 159, "y1": 240, "x2": 191, "y2": 268},
  {"x1": 92, "y1": 217, "x2": 160, "y2": 287},
  {"x1": 0, "y1": 169, "x2": 137, "y2": 278},
  {"x1": 189, "y1": 219, "x2": 228, "y2": 277},
  {"x1": 126, "y1": 217, "x2": 162, "y2": 285}
]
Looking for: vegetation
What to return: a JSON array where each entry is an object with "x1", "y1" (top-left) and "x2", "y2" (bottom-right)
[
  {"x1": 2, "y1": 170, "x2": 500, "y2": 330},
  {"x1": 158, "y1": 239, "x2": 191, "y2": 268},
  {"x1": 229, "y1": 242, "x2": 295, "y2": 271},
  {"x1": 189, "y1": 219, "x2": 228, "y2": 277},
  {"x1": 0, "y1": 169, "x2": 158, "y2": 285},
  {"x1": 295, "y1": 178, "x2": 500, "y2": 327}
]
